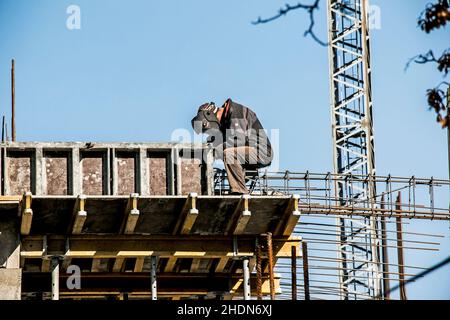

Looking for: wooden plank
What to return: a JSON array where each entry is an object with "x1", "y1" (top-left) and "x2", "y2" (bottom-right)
[
  {"x1": 62, "y1": 258, "x2": 72, "y2": 272},
  {"x1": 71, "y1": 195, "x2": 87, "y2": 234},
  {"x1": 215, "y1": 258, "x2": 228, "y2": 273},
  {"x1": 20, "y1": 192, "x2": 33, "y2": 235},
  {"x1": 248, "y1": 257, "x2": 256, "y2": 274},
  {"x1": 41, "y1": 259, "x2": 51, "y2": 273},
  {"x1": 91, "y1": 259, "x2": 102, "y2": 272},
  {"x1": 120, "y1": 193, "x2": 140, "y2": 234},
  {"x1": 274, "y1": 195, "x2": 301, "y2": 236},
  {"x1": 164, "y1": 257, "x2": 177, "y2": 273},
  {"x1": 112, "y1": 258, "x2": 125, "y2": 272},
  {"x1": 190, "y1": 259, "x2": 202, "y2": 273},
  {"x1": 0, "y1": 195, "x2": 21, "y2": 202},
  {"x1": 134, "y1": 258, "x2": 145, "y2": 273},
  {"x1": 262, "y1": 276, "x2": 281, "y2": 295},
  {"x1": 226, "y1": 195, "x2": 251, "y2": 235},
  {"x1": 233, "y1": 195, "x2": 251, "y2": 235},
  {"x1": 230, "y1": 279, "x2": 243, "y2": 294},
  {"x1": 21, "y1": 235, "x2": 299, "y2": 259},
  {"x1": 172, "y1": 193, "x2": 199, "y2": 235}
]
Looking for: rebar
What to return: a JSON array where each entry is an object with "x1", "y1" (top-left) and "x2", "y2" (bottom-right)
[{"x1": 266, "y1": 232, "x2": 275, "y2": 300}]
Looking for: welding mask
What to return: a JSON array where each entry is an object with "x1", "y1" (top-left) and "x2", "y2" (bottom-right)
[{"x1": 191, "y1": 102, "x2": 221, "y2": 135}]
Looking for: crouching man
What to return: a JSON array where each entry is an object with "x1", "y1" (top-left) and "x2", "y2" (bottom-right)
[{"x1": 191, "y1": 99, "x2": 273, "y2": 195}]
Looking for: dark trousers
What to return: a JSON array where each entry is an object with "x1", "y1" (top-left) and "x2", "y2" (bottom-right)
[{"x1": 223, "y1": 146, "x2": 270, "y2": 194}]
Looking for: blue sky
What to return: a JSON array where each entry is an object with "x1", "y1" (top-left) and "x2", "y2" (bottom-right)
[{"x1": 0, "y1": 0, "x2": 448, "y2": 299}]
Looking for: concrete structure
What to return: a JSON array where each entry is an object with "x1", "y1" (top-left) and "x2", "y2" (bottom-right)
[
  {"x1": 0, "y1": 142, "x2": 300, "y2": 300},
  {"x1": 0, "y1": 142, "x2": 215, "y2": 197}
]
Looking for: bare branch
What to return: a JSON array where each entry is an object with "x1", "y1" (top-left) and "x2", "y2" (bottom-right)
[
  {"x1": 252, "y1": 0, "x2": 327, "y2": 46},
  {"x1": 405, "y1": 49, "x2": 450, "y2": 76}
]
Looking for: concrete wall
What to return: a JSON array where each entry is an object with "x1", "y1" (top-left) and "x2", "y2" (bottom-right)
[
  {"x1": 0, "y1": 142, "x2": 215, "y2": 196},
  {"x1": 0, "y1": 206, "x2": 21, "y2": 300}
]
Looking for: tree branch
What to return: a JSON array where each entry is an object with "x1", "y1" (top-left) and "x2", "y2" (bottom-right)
[
  {"x1": 405, "y1": 49, "x2": 450, "y2": 76},
  {"x1": 418, "y1": 0, "x2": 450, "y2": 33},
  {"x1": 426, "y1": 81, "x2": 450, "y2": 128},
  {"x1": 252, "y1": 0, "x2": 327, "y2": 46}
]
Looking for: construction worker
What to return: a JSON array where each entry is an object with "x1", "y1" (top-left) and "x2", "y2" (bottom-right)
[{"x1": 191, "y1": 99, "x2": 273, "y2": 194}]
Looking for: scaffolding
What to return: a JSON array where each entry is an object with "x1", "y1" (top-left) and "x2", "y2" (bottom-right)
[{"x1": 214, "y1": 170, "x2": 450, "y2": 299}]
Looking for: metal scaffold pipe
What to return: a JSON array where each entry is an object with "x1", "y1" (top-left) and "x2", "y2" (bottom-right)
[{"x1": 51, "y1": 257, "x2": 60, "y2": 301}]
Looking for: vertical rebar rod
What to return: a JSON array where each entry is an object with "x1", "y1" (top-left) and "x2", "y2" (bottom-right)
[
  {"x1": 256, "y1": 242, "x2": 263, "y2": 300},
  {"x1": 302, "y1": 241, "x2": 310, "y2": 301},
  {"x1": 243, "y1": 258, "x2": 251, "y2": 300},
  {"x1": 396, "y1": 193, "x2": 407, "y2": 300},
  {"x1": 51, "y1": 257, "x2": 60, "y2": 301},
  {"x1": 1, "y1": 116, "x2": 5, "y2": 142},
  {"x1": 447, "y1": 86, "x2": 450, "y2": 225},
  {"x1": 11, "y1": 59, "x2": 16, "y2": 142},
  {"x1": 380, "y1": 194, "x2": 390, "y2": 300},
  {"x1": 266, "y1": 232, "x2": 275, "y2": 300},
  {"x1": 151, "y1": 255, "x2": 158, "y2": 300},
  {"x1": 5, "y1": 122, "x2": 9, "y2": 142},
  {"x1": 291, "y1": 246, "x2": 297, "y2": 300}
]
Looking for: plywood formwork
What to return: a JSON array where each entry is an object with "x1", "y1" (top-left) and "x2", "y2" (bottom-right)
[
  {"x1": 0, "y1": 142, "x2": 214, "y2": 197},
  {"x1": 0, "y1": 142, "x2": 300, "y2": 300},
  {"x1": 13, "y1": 194, "x2": 300, "y2": 300}
]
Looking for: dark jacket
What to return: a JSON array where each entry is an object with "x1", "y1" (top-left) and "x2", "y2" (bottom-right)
[{"x1": 218, "y1": 99, "x2": 273, "y2": 166}]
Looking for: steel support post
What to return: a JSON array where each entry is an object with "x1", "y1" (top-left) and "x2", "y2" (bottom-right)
[
  {"x1": 51, "y1": 257, "x2": 60, "y2": 300},
  {"x1": 151, "y1": 256, "x2": 158, "y2": 300},
  {"x1": 243, "y1": 257, "x2": 251, "y2": 300}
]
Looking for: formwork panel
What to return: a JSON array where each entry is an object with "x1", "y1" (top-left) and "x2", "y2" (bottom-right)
[
  {"x1": 81, "y1": 152, "x2": 105, "y2": 195},
  {"x1": 6, "y1": 151, "x2": 33, "y2": 195},
  {"x1": 179, "y1": 150, "x2": 202, "y2": 195},
  {"x1": 148, "y1": 152, "x2": 168, "y2": 195},
  {"x1": 84, "y1": 198, "x2": 127, "y2": 233},
  {"x1": 44, "y1": 151, "x2": 69, "y2": 195},
  {"x1": 116, "y1": 152, "x2": 137, "y2": 196},
  {"x1": 30, "y1": 197, "x2": 75, "y2": 234},
  {"x1": 135, "y1": 197, "x2": 185, "y2": 234}
]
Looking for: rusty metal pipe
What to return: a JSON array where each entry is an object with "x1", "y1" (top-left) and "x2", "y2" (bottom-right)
[
  {"x1": 396, "y1": 192, "x2": 407, "y2": 300},
  {"x1": 256, "y1": 241, "x2": 263, "y2": 300},
  {"x1": 11, "y1": 59, "x2": 16, "y2": 142},
  {"x1": 302, "y1": 241, "x2": 310, "y2": 300},
  {"x1": 291, "y1": 245, "x2": 297, "y2": 300},
  {"x1": 266, "y1": 232, "x2": 275, "y2": 300},
  {"x1": 380, "y1": 194, "x2": 390, "y2": 299}
]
